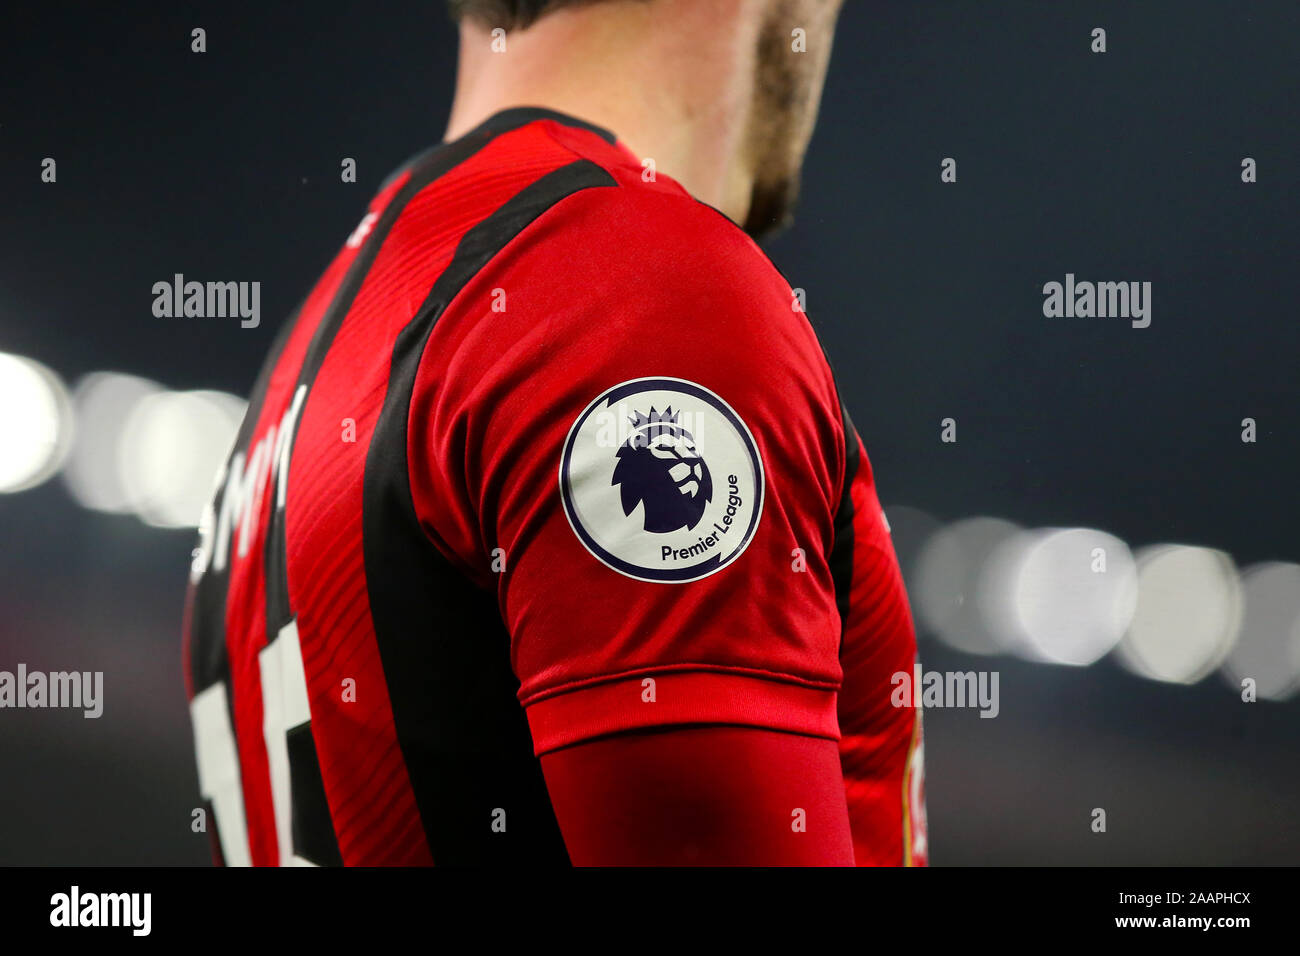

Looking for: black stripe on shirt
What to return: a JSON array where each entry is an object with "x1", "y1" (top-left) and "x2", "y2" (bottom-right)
[
  {"x1": 830, "y1": 402, "x2": 861, "y2": 644},
  {"x1": 362, "y1": 159, "x2": 617, "y2": 865}
]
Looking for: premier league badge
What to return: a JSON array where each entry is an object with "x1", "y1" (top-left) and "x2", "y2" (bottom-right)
[{"x1": 559, "y1": 377, "x2": 764, "y2": 582}]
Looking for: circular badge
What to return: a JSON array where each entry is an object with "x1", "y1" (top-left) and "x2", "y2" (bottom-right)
[{"x1": 559, "y1": 377, "x2": 764, "y2": 583}]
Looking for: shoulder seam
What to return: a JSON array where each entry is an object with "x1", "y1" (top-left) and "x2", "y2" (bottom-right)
[{"x1": 537, "y1": 120, "x2": 628, "y2": 186}]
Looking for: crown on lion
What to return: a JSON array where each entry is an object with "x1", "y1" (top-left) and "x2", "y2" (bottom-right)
[
  {"x1": 624, "y1": 406, "x2": 692, "y2": 449},
  {"x1": 629, "y1": 406, "x2": 682, "y2": 431}
]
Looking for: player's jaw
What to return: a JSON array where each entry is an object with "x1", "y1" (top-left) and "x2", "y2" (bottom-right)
[{"x1": 741, "y1": 0, "x2": 844, "y2": 241}]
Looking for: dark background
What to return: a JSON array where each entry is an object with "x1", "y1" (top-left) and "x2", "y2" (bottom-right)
[{"x1": 2, "y1": 1, "x2": 1297, "y2": 864}]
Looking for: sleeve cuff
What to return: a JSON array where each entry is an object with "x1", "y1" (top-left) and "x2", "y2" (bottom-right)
[{"x1": 523, "y1": 669, "x2": 840, "y2": 756}]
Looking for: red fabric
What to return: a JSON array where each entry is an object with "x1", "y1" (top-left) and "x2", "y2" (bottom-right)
[
  {"x1": 412, "y1": 180, "x2": 847, "y2": 735},
  {"x1": 408, "y1": 127, "x2": 925, "y2": 864},
  {"x1": 190, "y1": 113, "x2": 926, "y2": 866},
  {"x1": 540, "y1": 726, "x2": 855, "y2": 866},
  {"x1": 525, "y1": 669, "x2": 839, "y2": 755}
]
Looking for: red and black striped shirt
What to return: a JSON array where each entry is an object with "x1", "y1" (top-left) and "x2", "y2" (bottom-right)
[{"x1": 183, "y1": 107, "x2": 926, "y2": 866}]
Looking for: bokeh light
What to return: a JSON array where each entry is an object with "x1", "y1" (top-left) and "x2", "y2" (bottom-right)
[
  {"x1": 116, "y1": 389, "x2": 246, "y2": 528},
  {"x1": 62, "y1": 371, "x2": 163, "y2": 512},
  {"x1": 0, "y1": 351, "x2": 73, "y2": 493},
  {"x1": 1221, "y1": 562, "x2": 1300, "y2": 701},
  {"x1": 1116, "y1": 545, "x2": 1242, "y2": 684},
  {"x1": 914, "y1": 516, "x2": 1023, "y2": 655},
  {"x1": 1009, "y1": 528, "x2": 1137, "y2": 666}
]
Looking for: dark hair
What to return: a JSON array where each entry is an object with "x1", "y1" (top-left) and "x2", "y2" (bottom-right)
[{"x1": 448, "y1": 0, "x2": 624, "y2": 31}]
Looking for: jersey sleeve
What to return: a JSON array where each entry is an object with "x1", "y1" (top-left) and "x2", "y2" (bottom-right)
[{"x1": 417, "y1": 185, "x2": 850, "y2": 756}]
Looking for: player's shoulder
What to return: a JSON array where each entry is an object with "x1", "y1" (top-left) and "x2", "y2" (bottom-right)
[
  {"x1": 573, "y1": 182, "x2": 781, "y2": 286},
  {"x1": 439, "y1": 116, "x2": 840, "y2": 416},
  {"x1": 480, "y1": 146, "x2": 802, "y2": 355},
  {"x1": 515, "y1": 118, "x2": 789, "y2": 291}
]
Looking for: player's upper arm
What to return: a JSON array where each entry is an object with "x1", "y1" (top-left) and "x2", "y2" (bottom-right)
[{"x1": 423, "y1": 185, "x2": 851, "y2": 754}]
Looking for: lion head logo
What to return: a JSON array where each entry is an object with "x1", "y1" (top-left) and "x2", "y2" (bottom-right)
[{"x1": 611, "y1": 406, "x2": 712, "y2": 533}]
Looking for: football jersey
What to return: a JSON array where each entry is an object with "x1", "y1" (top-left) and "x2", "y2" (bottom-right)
[{"x1": 182, "y1": 107, "x2": 927, "y2": 866}]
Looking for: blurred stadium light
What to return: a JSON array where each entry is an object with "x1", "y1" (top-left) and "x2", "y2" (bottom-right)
[
  {"x1": 1008, "y1": 528, "x2": 1138, "y2": 667},
  {"x1": 1117, "y1": 545, "x2": 1242, "y2": 685},
  {"x1": 888, "y1": 506, "x2": 1298, "y2": 702},
  {"x1": 62, "y1": 371, "x2": 246, "y2": 527},
  {"x1": 914, "y1": 516, "x2": 1024, "y2": 656},
  {"x1": 62, "y1": 371, "x2": 163, "y2": 513},
  {"x1": 1221, "y1": 562, "x2": 1300, "y2": 701},
  {"x1": 116, "y1": 388, "x2": 245, "y2": 528},
  {"x1": 0, "y1": 351, "x2": 72, "y2": 493}
]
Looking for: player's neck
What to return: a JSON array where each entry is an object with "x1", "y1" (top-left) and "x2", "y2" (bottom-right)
[{"x1": 444, "y1": 4, "x2": 761, "y2": 226}]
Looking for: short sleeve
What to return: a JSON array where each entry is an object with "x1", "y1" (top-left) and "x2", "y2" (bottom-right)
[{"x1": 425, "y1": 187, "x2": 849, "y2": 755}]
